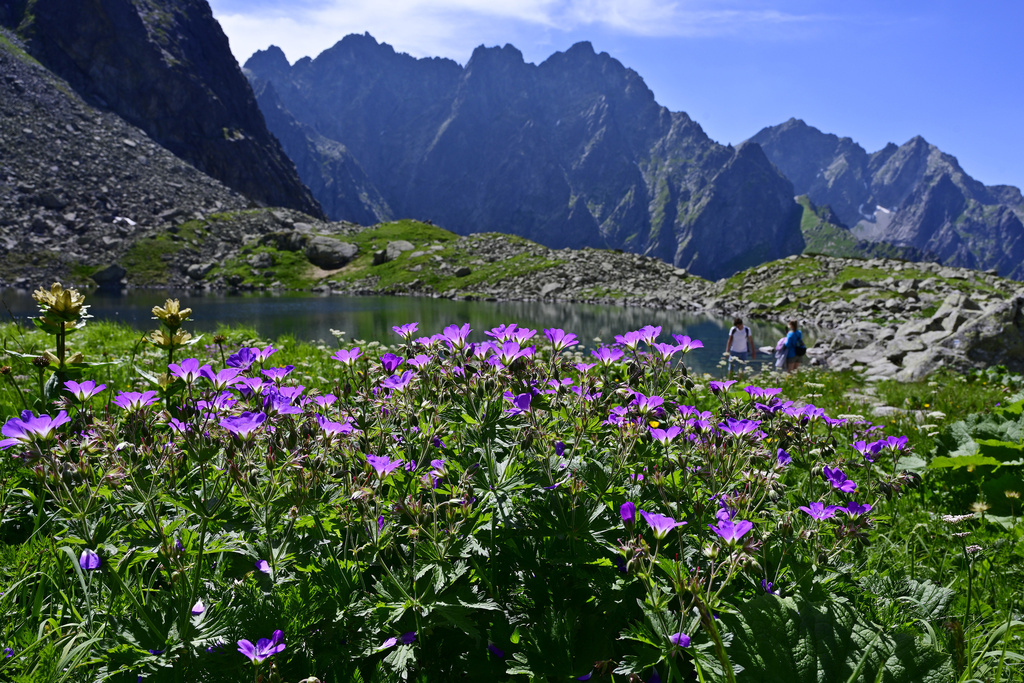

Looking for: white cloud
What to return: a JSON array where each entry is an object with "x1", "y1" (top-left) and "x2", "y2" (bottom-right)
[{"x1": 211, "y1": 0, "x2": 818, "y2": 65}]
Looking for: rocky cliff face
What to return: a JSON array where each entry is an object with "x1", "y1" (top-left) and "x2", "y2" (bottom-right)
[
  {"x1": 0, "y1": 29, "x2": 248, "y2": 287},
  {"x1": 2, "y1": 0, "x2": 323, "y2": 218},
  {"x1": 750, "y1": 118, "x2": 1024, "y2": 279},
  {"x1": 244, "y1": 35, "x2": 804, "y2": 279}
]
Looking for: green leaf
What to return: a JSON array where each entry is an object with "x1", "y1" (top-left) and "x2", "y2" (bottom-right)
[{"x1": 720, "y1": 594, "x2": 952, "y2": 683}]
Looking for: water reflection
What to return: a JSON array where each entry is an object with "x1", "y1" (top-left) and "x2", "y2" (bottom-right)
[{"x1": 1, "y1": 289, "x2": 797, "y2": 376}]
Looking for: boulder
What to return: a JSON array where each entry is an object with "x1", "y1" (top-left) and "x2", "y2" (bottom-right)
[
  {"x1": 90, "y1": 263, "x2": 125, "y2": 288},
  {"x1": 187, "y1": 262, "x2": 215, "y2": 280},
  {"x1": 305, "y1": 236, "x2": 358, "y2": 269},
  {"x1": 386, "y1": 240, "x2": 415, "y2": 261}
]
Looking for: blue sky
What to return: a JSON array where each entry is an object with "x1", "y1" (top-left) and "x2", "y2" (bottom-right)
[{"x1": 209, "y1": 0, "x2": 1024, "y2": 190}]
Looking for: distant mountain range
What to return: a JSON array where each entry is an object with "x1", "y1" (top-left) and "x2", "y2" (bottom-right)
[
  {"x1": 243, "y1": 35, "x2": 804, "y2": 280},
  {"x1": 245, "y1": 35, "x2": 1024, "y2": 280},
  {"x1": 749, "y1": 119, "x2": 1024, "y2": 279},
  {"x1": 1, "y1": 0, "x2": 1021, "y2": 282}
]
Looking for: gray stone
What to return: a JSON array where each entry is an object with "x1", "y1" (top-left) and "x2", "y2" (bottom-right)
[
  {"x1": 386, "y1": 240, "x2": 415, "y2": 261},
  {"x1": 454, "y1": 266, "x2": 472, "y2": 277},
  {"x1": 540, "y1": 282, "x2": 563, "y2": 297},
  {"x1": 187, "y1": 262, "x2": 214, "y2": 280},
  {"x1": 90, "y1": 263, "x2": 125, "y2": 287},
  {"x1": 305, "y1": 236, "x2": 358, "y2": 269}
]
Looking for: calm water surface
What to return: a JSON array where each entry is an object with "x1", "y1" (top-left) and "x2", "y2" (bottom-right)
[{"x1": 1, "y1": 289, "x2": 796, "y2": 376}]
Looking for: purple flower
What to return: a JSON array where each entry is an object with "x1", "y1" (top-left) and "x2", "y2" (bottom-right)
[
  {"x1": 574, "y1": 362, "x2": 596, "y2": 373},
  {"x1": 261, "y1": 365, "x2": 295, "y2": 383},
  {"x1": 237, "y1": 630, "x2": 285, "y2": 663},
  {"x1": 498, "y1": 340, "x2": 535, "y2": 365},
  {"x1": 672, "y1": 334, "x2": 704, "y2": 352},
  {"x1": 652, "y1": 342, "x2": 680, "y2": 360},
  {"x1": 883, "y1": 435, "x2": 909, "y2": 452},
  {"x1": 799, "y1": 502, "x2": 842, "y2": 520},
  {"x1": 383, "y1": 370, "x2": 416, "y2": 391},
  {"x1": 544, "y1": 328, "x2": 578, "y2": 352},
  {"x1": 219, "y1": 411, "x2": 267, "y2": 439},
  {"x1": 3, "y1": 647, "x2": 12, "y2": 658},
  {"x1": 0, "y1": 410, "x2": 71, "y2": 448},
  {"x1": 708, "y1": 380, "x2": 736, "y2": 394},
  {"x1": 843, "y1": 500, "x2": 873, "y2": 518},
  {"x1": 505, "y1": 392, "x2": 532, "y2": 415},
  {"x1": 381, "y1": 632, "x2": 417, "y2": 649},
  {"x1": 554, "y1": 441, "x2": 565, "y2": 457},
  {"x1": 226, "y1": 347, "x2": 258, "y2": 369},
  {"x1": 441, "y1": 323, "x2": 472, "y2": 350},
  {"x1": 64, "y1": 380, "x2": 106, "y2": 402},
  {"x1": 631, "y1": 393, "x2": 664, "y2": 415},
  {"x1": 112, "y1": 391, "x2": 159, "y2": 412},
  {"x1": 367, "y1": 454, "x2": 404, "y2": 478},
  {"x1": 776, "y1": 448, "x2": 792, "y2": 467},
  {"x1": 392, "y1": 322, "x2": 419, "y2": 339},
  {"x1": 485, "y1": 323, "x2": 520, "y2": 342},
  {"x1": 591, "y1": 347, "x2": 624, "y2": 365},
  {"x1": 191, "y1": 598, "x2": 206, "y2": 616},
  {"x1": 200, "y1": 366, "x2": 242, "y2": 390},
  {"x1": 488, "y1": 643, "x2": 505, "y2": 658},
  {"x1": 168, "y1": 358, "x2": 209, "y2": 384},
  {"x1": 313, "y1": 394, "x2": 337, "y2": 408},
  {"x1": 640, "y1": 510, "x2": 686, "y2": 539},
  {"x1": 823, "y1": 466, "x2": 857, "y2": 493},
  {"x1": 761, "y1": 579, "x2": 777, "y2": 594},
  {"x1": 638, "y1": 325, "x2": 662, "y2": 345},
  {"x1": 255, "y1": 559, "x2": 271, "y2": 574},
  {"x1": 650, "y1": 425, "x2": 682, "y2": 445},
  {"x1": 316, "y1": 414, "x2": 354, "y2": 438},
  {"x1": 668, "y1": 632, "x2": 691, "y2": 648},
  {"x1": 709, "y1": 518, "x2": 753, "y2": 545},
  {"x1": 615, "y1": 329, "x2": 643, "y2": 349},
  {"x1": 718, "y1": 418, "x2": 762, "y2": 438},
  {"x1": 331, "y1": 347, "x2": 363, "y2": 365},
  {"x1": 408, "y1": 354, "x2": 432, "y2": 368},
  {"x1": 744, "y1": 386, "x2": 782, "y2": 399},
  {"x1": 620, "y1": 501, "x2": 636, "y2": 525},
  {"x1": 379, "y1": 353, "x2": 405, "y2": 373},
  {"x1": 851, "y1": 440, "x2": 884, "y2": 461},
  {"x1": 79, "y1": 548, "x2": 101, "y2": 571}
]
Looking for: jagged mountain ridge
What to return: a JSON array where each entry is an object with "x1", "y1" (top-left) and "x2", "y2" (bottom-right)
[
  {"x1": 749, "y1": 118, "x2": 1024, "y2": 279},
  {"x1": 244, "y1": 35, "x2": 804, "y2": 279},
  {"x1": 1, "y1": 0, "x2": 323, "y2": 218}
]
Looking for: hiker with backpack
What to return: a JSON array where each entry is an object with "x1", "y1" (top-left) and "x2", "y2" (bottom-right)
[
  {"x1": 785, "y1": 319, "x2": 807, "y2": 372},
  {"x1": 724, "y1": 317, "x2": 755, "y2": 376}
]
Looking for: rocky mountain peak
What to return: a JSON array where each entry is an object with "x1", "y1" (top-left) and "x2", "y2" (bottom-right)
[
  {"x1": 246, "y1": 33, "x2": 803, "y2": 278},
  {"x1": 3, "y1": 0, "x2": 323, "y2": 218},
  {"x1": 752, "y1": 119, "x2": 1024, "y2": 279},
  {"x1": 244, "y1": 44, "x2": 291, "y2": 80}
]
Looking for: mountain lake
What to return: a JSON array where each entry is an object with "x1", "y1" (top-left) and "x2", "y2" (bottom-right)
[{"x1": 0, "y1": 289, "x2": 799, "y2": 376}]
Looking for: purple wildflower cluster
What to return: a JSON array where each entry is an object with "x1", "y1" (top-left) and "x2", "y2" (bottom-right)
[{"x1": 0, "y1": 317, "x2": 920, "y2": 681}]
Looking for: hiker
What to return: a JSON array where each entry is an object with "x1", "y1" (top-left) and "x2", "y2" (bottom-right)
[
  {"x1": 725, "y1": 317, "x2": 755, "y2": 375},
  {"x1": 785, "y1": 320, "x2": 806, "y2": 372}
]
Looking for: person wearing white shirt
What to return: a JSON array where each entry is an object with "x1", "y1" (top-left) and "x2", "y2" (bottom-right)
[{"x1": 725, "y1": 317, "x2": 755, "y2": 375}]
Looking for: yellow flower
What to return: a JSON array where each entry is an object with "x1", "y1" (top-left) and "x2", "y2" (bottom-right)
[
  {"x1": 969, "y1": 501, "x2": 991, "y2": 514},
  {"x1": 148, "y1": 329, "x2": 193, "y2": 349},
  {"x1": 152, "y1": 299, "x2": 192, "y2": 329},
  {"x1": 649, "y1": 421, "x2": 660, "y2": 429},
  {"x1": 33, "y1": 282, "x2": 86, "y2": 320}
]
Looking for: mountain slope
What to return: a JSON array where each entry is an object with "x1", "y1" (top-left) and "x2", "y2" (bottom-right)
[
  {"x1": 750, "y1": 118, "x2": 1024, "y2": 279},
  {"x1": 1, "y1": 0, "x2": 323, "y2": 218},
  {"x1": 244, "y1": 35, "x2": 804, "y2": 279}
]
